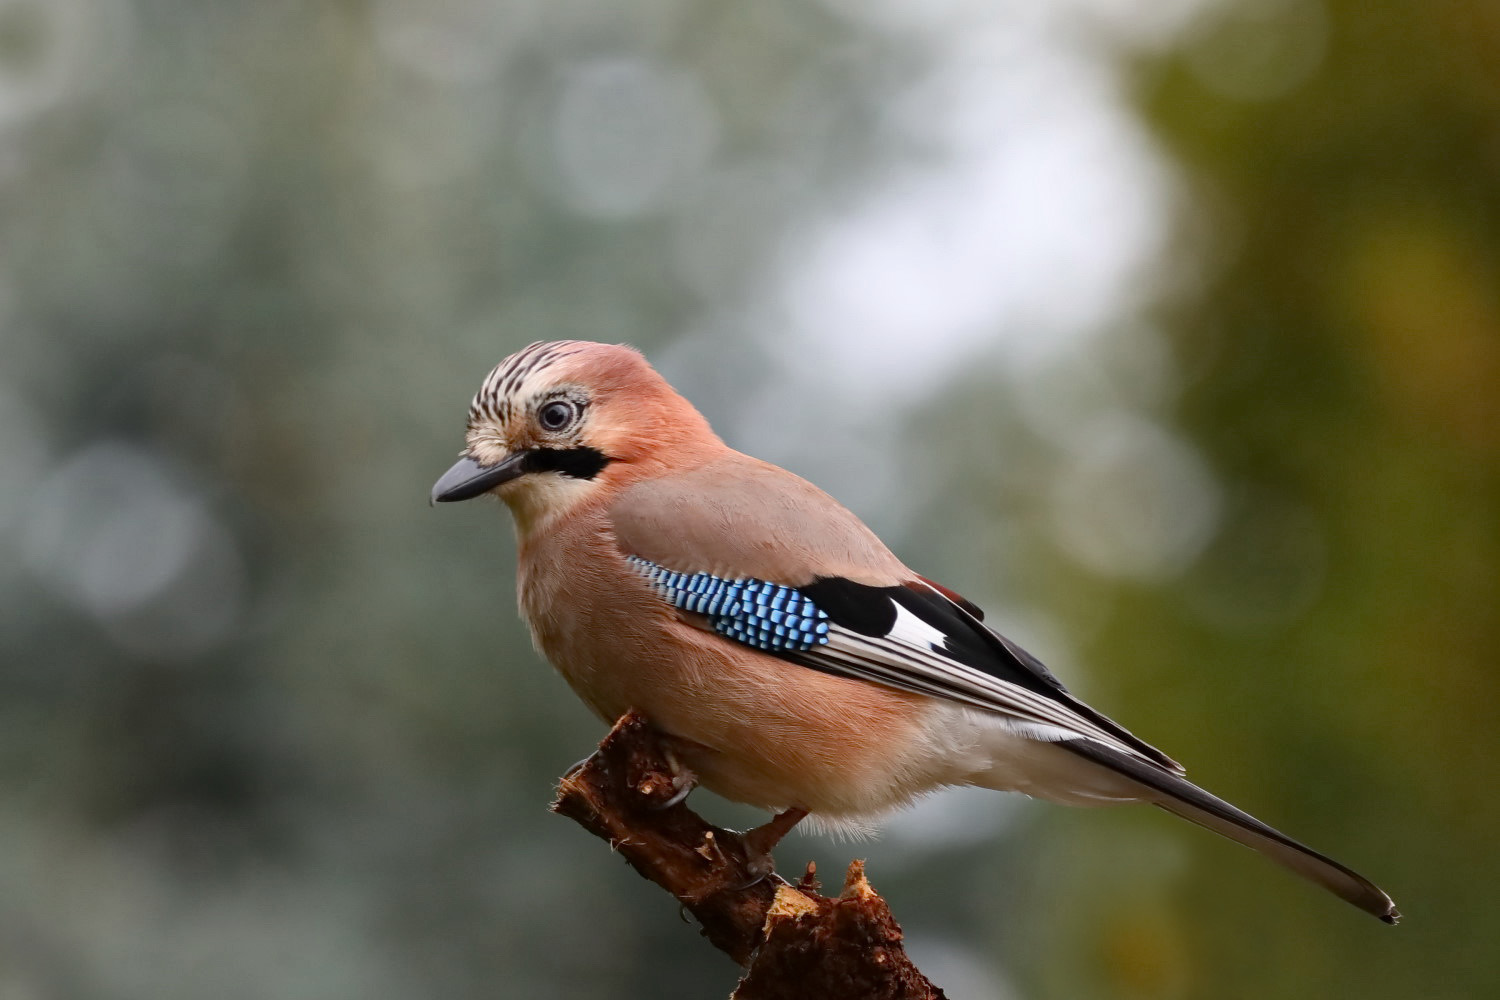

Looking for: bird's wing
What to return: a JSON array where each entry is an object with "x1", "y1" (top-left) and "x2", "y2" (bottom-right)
[
  {"x1": 609, "y1": 458, "x2": 1183, "y2": 774},
  {"x1": 794, "y1": 577, "x2": 1184, "y2": 773},
  {"x1": 609, "y1": 453, "x2": 911, "y2": 586}
]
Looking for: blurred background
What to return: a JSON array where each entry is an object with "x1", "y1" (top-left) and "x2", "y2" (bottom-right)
[{"x1": 2, "y1": 0, "x2": 1495, "y2": 997}]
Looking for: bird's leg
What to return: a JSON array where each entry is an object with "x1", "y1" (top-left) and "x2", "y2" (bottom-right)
[{"x1": 740, "y1": 806, "x2": 809, "y2": 860}]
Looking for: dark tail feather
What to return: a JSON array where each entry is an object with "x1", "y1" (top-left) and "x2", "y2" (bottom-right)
[{"x1": 1061, "y1": 739, "x2": 1400, "y2": 924}]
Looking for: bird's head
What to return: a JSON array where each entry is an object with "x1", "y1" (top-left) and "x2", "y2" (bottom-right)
[{"x1": 431, "y1": 341, "x2": 720, "y2": 530}]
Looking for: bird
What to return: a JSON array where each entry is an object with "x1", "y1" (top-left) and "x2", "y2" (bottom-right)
[{"x1": 431, "y1": 339, "x2": 1399, "y2": 924}]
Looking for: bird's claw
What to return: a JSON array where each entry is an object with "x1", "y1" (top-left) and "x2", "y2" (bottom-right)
[
  {"x1": 654, "y1": 776, "x2": 696, "y2": 810},
  {"x1": 643, "y1": 744, "x2": 697, "y2": 810}
]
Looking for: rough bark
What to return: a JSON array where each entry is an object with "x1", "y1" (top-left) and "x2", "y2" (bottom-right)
[{"x1": 551, "y1": 711, "x2": 945, "y2": 999}]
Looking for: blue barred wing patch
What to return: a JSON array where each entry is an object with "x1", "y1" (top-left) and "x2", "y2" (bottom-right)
[{"x1": 626, "y1": 556, "x2": 831, "y2": 652}]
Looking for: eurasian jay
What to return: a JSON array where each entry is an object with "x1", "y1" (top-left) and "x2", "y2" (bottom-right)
[{"x1": 431, "y1": 340, "x2": 1398, "y2": 924}]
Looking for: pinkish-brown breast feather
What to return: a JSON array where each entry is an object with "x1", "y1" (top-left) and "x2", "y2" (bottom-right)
[{"x1": 606, "y1": 452, "x2": 910, "y2": 586}]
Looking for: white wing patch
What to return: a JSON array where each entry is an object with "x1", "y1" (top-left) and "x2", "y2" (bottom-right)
[{"x1": 887, "y1": 602, "x2": 949, "y2": 649}]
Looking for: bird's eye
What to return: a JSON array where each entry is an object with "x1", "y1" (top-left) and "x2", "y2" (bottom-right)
[{"x1": 538, "y1": 399, "x2": 579, "y2": 431}]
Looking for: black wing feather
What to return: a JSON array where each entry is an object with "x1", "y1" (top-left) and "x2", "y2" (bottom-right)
[{"x1": 800, "y1": 577, "x2": 1183, "y2": 774}]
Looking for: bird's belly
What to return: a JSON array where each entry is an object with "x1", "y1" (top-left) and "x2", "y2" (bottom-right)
[{"x1": 530, "y1": 603, "x2": 963, "y2": 821}]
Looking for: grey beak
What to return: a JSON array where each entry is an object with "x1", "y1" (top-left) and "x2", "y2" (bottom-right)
[{"x1": 430, "y1": 453, "x2": 529, "y2": 503}]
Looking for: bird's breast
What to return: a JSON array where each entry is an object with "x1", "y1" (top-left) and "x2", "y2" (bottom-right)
[{"x1": 515, "y1": 525, "x2": 667, "y2": 718}]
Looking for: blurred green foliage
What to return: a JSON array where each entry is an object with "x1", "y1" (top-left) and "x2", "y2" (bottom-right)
[{"x1": 1028, "y1": 2, "x2": 1500, "y2": 997}]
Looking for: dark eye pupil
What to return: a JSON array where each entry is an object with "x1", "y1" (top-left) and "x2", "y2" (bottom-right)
[{"x1": 540, "y1": 401, "x2": 573, "y2": 430}]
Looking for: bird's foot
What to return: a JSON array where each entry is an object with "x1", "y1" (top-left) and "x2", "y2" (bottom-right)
[
  {"x1": 727, "y1": 806, "x2": 809, "y2": 887},
  {"x1": 653, "y1": 770, "x2": 697, "y2": 810},
  {"x1": 645, "y1": 744, "x2": 697, "y2": 810},
  {"x1": 564, "y1": 733, "x2": 697, "y2": 806}
]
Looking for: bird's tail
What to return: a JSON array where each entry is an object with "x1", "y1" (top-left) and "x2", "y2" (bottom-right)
[{"x1": 1061, "y1": 739, "x2": 1400, "y2": 924}]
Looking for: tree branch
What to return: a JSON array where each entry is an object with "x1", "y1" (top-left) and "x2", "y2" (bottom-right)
[{"x1": 551, "y1": 711, "x2": 946, "y2": 999}]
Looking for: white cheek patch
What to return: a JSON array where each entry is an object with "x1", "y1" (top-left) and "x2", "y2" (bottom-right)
[{"x1": 504, "y1": 474, "x2": 602, "y2": 533}]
